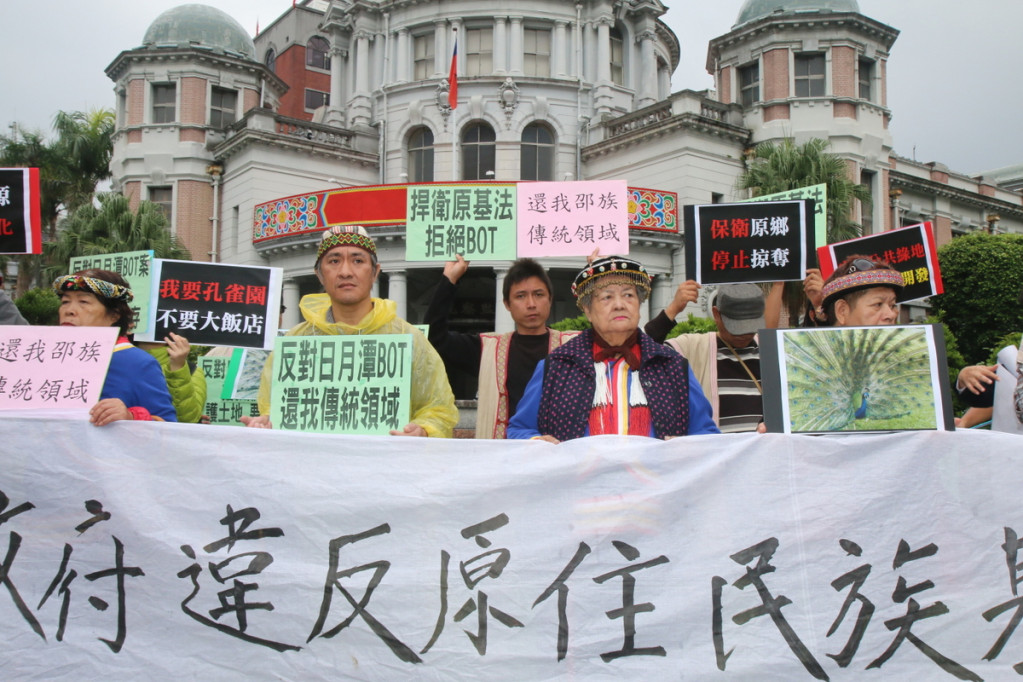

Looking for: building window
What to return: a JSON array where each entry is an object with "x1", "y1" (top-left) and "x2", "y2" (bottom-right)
[
  {"x1": 465, "y1": 28, "x2": 493, "y2": 77},
  {"x1": 520, "y1": 123, "x2": 554, "y2": 181},
  {"x1": 738, "y1": 62, "x2": 759, "y2": 107},
  {"x1": 306, "y1": 36, "x2": 331, "y2": 70},
  {"x1": 305, "y1": 89, "x2": 330, "y2": 111},
  {"x1": 408, "y1": 127, "x2": 435, "y2": 182},
  {"x1": 523, "y1": 28, "x2": 551, "y2": 77},
  {"x1": 461, "y1": 122, "x2": 496, "y2": 180},
  {"x1": 210, "y1": 87, "x2": 237, "y2": 128},
  {"x1": 794, "y1": 53, "x2": 826, "y2": 97},
  {"x1": 610, "y1": 28, "x2": 624, "y2": 85},
  {"x1": 264, "y1": 48, "x2": 276, "y2": 73},
  {"x1": 152, "y1": 83, "x2": 176, "y2": 124},
  {"x1": 413, "y1": 33, "x2": 434, "y2": 80},
  {"x1": 858, "y1": 58, "x2": 873, "y2": 100},
  {"x1": 149, "y1": 186, "x2": 173, "y2": 221},
  {"x1": 860, "y1": 169, "x2": 875, "y2": 234}
]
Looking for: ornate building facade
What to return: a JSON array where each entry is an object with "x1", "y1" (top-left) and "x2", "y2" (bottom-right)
[{"x1": 105, "y1": 0, "x2": 1023, "y2": 337}]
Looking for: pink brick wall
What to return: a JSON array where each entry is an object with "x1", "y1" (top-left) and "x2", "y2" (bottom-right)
[
  {"x1": 127, "y1": 80, "x2": 144, "y2": 126},
  {"x1": 179, "y1": 128, "x2": 205, "y2": 143},
  {"x1": 834, "y1": 102, "x2": 857, "y2": 119},
  {"x1": 763, "y1": 48, "x2": 789, "y2": 100},
  {"x1": 832, "y1": 46, "x2": 855, "y2": 97},
  {"x1": 719, "y1": 65, "x2": 732, "y2": 104},
  {"x1": 175, "y1": 179, "x2": 213, "y2": 262},
  {"x1": 179, "y1": 77, "x2": 207, "y2": 126},
  {"x1": 763, "y1": 104, "x2": 790, "y2": 121},
  {"x1": 123, "y1": 182, "x2": 141, "y2": 210},
  {"x1": 243, "y1": 87, "x2": 259, "y2": 113}
]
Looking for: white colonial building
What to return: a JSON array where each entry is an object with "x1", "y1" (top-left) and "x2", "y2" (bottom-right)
[{"x1": 104, "y1": 0, "x2": 1023, "y2": 362}]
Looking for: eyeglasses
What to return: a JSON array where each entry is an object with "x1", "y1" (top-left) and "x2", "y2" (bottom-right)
[{"x1": 846, "y1": 258, "x2": 878, "y2": 274}]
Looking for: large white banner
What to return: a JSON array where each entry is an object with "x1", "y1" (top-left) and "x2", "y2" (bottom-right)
[{"x1": 1, "y1": 415, "x2": 1022, "y2": 680}]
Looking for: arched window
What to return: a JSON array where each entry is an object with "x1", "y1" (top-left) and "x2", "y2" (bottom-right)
[
  {"x1": 306, "y1": 36, "x2": 330, "y2": 70},
  {"x1": 264, "y1": 48, "x2": 276, "y2": 73},
  {"x1": 520, "y1": 123, "x2": 555, "y2": 181},
  {"x1": 610, "y1": 27, "x2": 624, "y2": 85},
  {"x1": 461, "y1": 122, "x2": 496, "y2": 181},
  {"x1": 408, "y1": 127, "x2": 435, "y2": 182}
]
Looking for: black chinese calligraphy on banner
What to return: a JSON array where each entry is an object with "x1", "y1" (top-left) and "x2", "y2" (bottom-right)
[
  {"x1": 817, "y1": 222, "x2": 944, "y2": 303},
  {"x1": 406, "y1": 185, "x2": 517, "y2": 261},
  {"x1": 0, "y1": 167, "x2": 41, "y2": 255},
  {"x1": 684, "y1": 200, "x2": 815, "y2": 284},
  {"x1": 141, "y1": 260, "x2": 282, "y2": 349},
  {"x1": 269, "y1": 334, "x2": 412, "y2": 434}
]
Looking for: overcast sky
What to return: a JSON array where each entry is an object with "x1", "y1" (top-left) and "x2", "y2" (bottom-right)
[{"x1": 2, "y1": 0, "x2": 1020, "y2": 176}]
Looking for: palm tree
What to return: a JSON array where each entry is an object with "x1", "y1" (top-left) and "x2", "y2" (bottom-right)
[
  {"x1": 51, "y1": 109, "x2": 116, "y2": 214},
  {"x1": 738, "y1": 137, "x2": 871, "y2": 244},
  {"x1": 738, "y1": 138, "x2": 873, "y2": 323},
  {"x1": 45, "y1": 193, "x2": 190, "y2": 281}
]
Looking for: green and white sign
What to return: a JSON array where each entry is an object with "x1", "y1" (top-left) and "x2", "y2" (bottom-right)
[
  {"x1": 70, "y1": 250, "x2": 154, "y2": 334},
  {"x1": 741, "y1": 183, "x2": 827, "y2": 248},
  {"x1": 405, "y1": 184, "x2": 518, "y2": 261},
  {"x1": 269, "y1": 334, "x2": 412, "y2": 434}
]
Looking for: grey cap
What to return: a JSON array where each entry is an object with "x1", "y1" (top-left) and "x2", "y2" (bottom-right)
[{"x1": 715, "y1": 283, "x2": 765, "y2": 336}]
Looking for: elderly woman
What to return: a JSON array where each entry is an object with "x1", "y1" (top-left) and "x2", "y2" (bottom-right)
[
  {"x1": 507, "y1": 256, "x2": 718, "y2": 442},
  {"x1": 808, "y1": 255, "x2": 904, "y2": 327},
  {"x1": 55, "y1": 269, "x2": 176, "y2": 425}
]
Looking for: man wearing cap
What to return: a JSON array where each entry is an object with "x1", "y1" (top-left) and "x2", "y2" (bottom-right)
[
  {"x1": 661, "y1": 282, "x2": 766, "y2": 433},
  {"x1": 242, "y1": 225, "x2": 458, "y2": 437},
  {"x1": 507, "y1": 256, "x2": 718, "y2": 442}
]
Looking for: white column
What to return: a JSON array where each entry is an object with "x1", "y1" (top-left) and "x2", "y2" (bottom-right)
[
  {"x1": 553, "y1": 20, "x2": 568, "y2": 78},
  {"x1": 509, "y1": 17, "x2": 523, "y2": 76},
  {"x1": 325, "y1": 45, "x2": 346, "y2": 125},
  {"x1": 355, "y1": 33, "x2": 371, "y2": 95},
  {"x1": 494, "y1": 268, "x2": 512, "y2": 333},
  {"x1": 282, "y1": 278, "x2": 301, "y2": 329},
  {"x1": 637, "y1": 30, "x2": 656, "y2": 107},
  {"x1": 388, "y1": 271, "x2": 407, "y2": 319},
  {"x1": 396, "y1": 28, "x2": 410, "y2": 83},
  {"x1": 651, "y1": 274, "x2": 673, "y2": 324},
  {"x1": 434, "y1": 21, "x2": 447, "y2": 76},
  {"x1": 494, "y1": 17, "x2": 508, "y2": 75},
  {"x1": 596, "y1": 19, "x2": 611, "y2": 84}
]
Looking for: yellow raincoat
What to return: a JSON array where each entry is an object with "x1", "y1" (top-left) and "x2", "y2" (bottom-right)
[{"x1": 258, "y1": 294, "x2": 458, "y2": 437}]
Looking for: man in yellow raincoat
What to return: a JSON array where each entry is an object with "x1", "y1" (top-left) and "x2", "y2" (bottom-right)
[{"x1": 243, "y1": 225, "x2": 458, "y2": 437}]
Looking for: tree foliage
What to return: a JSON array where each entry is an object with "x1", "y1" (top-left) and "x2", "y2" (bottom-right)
[
  {"x1": 45, "y1": 193, "x2": 190, "y2": 281},
  {"x1": 14, "y1": 287, "x2": 60, "y2": 326},
  {"x1": 0, "y1": 109, "x2": 116, "y2": 294},
  {"x1": 738, "y1": 137, "x2": 871, "y2": 244},
  {"x1": 930, "y1": 233, "x2": 1023, "y2": 363}
]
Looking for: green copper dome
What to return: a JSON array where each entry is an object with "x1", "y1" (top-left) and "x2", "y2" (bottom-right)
[
  {"x1": 142, "y1": 4, "x2": 255, "y2": 59},
  {"x1": 736, "y1": 0, "x2": 860, "y2": 25}
]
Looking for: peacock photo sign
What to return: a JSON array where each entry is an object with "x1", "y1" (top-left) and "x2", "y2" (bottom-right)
[{"x1": 759, "y1": 324, "x2": 955, "y2": 434}]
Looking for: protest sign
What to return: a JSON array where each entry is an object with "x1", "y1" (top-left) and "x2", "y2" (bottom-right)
[
  {"x1": 0, "y1": 167, "x2": 42, "y2": 254},
  {"x1": 517, "y1": 180, "x2": 629, "y2": 258},
  {"x1": 740, "y1": 183, "x2": 827, "y2": 247},
  {"x1": 760, "y1": 324, "x2": 954, "y2": 434},
  {"x1": 0, "y1": 326, "x2": 116, "y2": 412},
  {"x1": 2, "y1": 416, "x2": 1022, "y2": 680},
  {"x1": 222, "y1": 347, "x2": 269, "y2": 400},
  {"x1": 817, "y1": 222, "x2": 943, "y2": 303},
  {"x1": 684, "y1": 200, "x2": 814, "y2": 284},
  {"x1": 269, "y1": 334, "x2": 412, "y2": 434},
  {"x1": 70, "y1": 250, "x2": 155, "y2": 335},
  {"x1": 198, "y1": 355, "x2": 259, "y2": 425},
  {"x1": 138, "y1": 260, "x2": 282, "y2": 349},
  {"x1": 406, "y1": 184, "x2": 517, "y2": 261}
]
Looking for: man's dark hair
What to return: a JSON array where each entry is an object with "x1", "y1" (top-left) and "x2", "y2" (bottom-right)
[{"x1": 503, "y1": 258, "x2": 553, "y2": 302}]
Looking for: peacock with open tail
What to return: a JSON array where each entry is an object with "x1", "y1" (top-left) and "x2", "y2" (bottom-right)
[{"x1": 783, "y1": 327, "x2": 935, "y2": 431}]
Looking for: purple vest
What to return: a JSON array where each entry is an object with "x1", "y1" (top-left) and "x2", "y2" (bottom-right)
[{"x1": 536, "y1": 330, "x2": 691, "y2": 441}]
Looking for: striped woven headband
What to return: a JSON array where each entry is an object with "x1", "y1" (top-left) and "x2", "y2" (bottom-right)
[
  {"x1": 317, "y1": 225, "x2": 376, "y2": 261},
  {"x1": 821, "y1": 268, "x2": 904, "y2": 302},
  {"x1": 53, "y1": 274, "x2": 134, "y2": 303}
]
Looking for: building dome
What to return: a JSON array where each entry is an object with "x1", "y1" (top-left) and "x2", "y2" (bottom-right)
[
  {"x1": 735, "y1": 0, "x2": 860, "y2": 26},
  {"x1": 142, "y1": 4, "x2": 255, "y2": 59}
]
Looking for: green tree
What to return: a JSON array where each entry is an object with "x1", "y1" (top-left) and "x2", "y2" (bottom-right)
[
  {"x1": 0, "y1": 109, "x2": 116, "y2": 294},
  {"x1": 738, "y1": 137, "x2": 871, "y2": 244},
  {"x1": 930, "y1": 232, "x2": 1023, "y2": 363},
  {"x1": 45, "y1": 193, "x2": 190, "y2": 281},
  {"x1": 13, "y1": 287, "x2": 60, "y2": 326},
  {"x1": 738, "y1": 137, "x2": 873, "y2": 322}
]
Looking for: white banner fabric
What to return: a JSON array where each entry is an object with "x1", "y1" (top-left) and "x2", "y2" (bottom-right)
[{"x1": 1, "y1": 414, "x2": 1022, "y2": 681}]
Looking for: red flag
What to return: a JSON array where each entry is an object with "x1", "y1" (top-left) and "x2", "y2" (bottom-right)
[{"x1": 448, "y1": 39, "x2": 458, "y2": 110}]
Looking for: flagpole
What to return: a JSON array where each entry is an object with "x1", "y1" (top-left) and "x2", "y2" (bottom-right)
[{"x1": 450, "y1": 28, "x2": 458, "y2": 181}]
